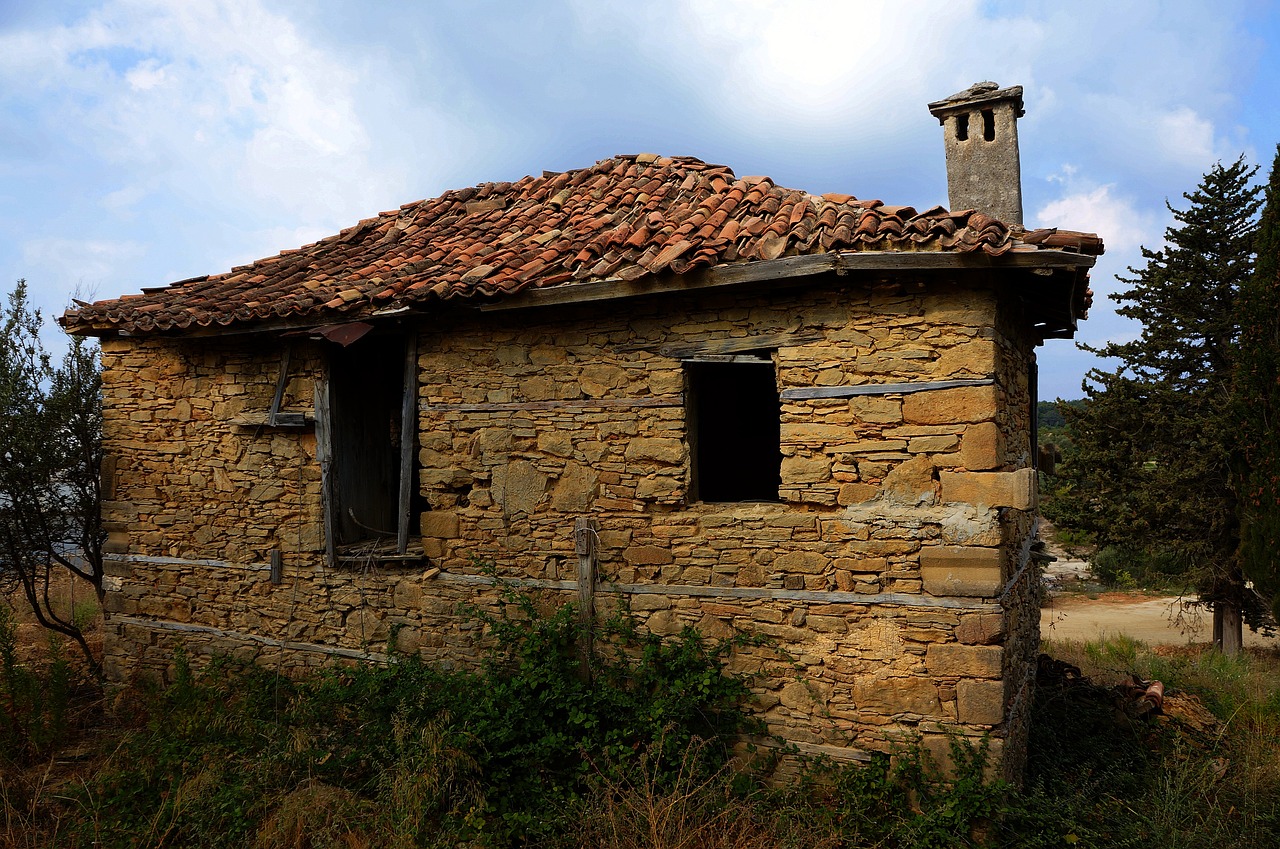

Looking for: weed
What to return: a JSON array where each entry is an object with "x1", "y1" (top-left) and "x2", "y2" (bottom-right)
[{"x1": 0, "y1": 604, "x2": 73, "y2": 764}]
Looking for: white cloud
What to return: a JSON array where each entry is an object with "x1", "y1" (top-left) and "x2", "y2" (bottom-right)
[
  {"x1": 124, "y1": 58, "x2": 168, "y2": 91},
  {"x1": 19, "y1": 237, "x2": 146, "y2": 312},
  {"x1": 0, "y1": 0, "x2": 432, "y2": 229},
  {"x1": 569, "y1": 0, "x2": 1044, "y2": 148},
  {"x1": 1035, "y1": 178, "x2": 1153, "y2": 255}
]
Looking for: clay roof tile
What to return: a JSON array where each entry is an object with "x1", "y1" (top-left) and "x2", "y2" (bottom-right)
[{"x1": 61, "y1": 154, "x2": 1101, "y2": 334}]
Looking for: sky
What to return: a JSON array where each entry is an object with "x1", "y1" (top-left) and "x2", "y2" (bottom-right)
[{"x1": 3, "y1": 0, "x2": 1279, "y2": 400}]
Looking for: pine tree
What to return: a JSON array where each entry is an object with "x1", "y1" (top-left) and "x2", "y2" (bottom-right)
[
  {"x1": 1048, "y1": 158, "x2": 1264, "y2": 653},
  {"x1": 1235, "y1": 145, "x2": 1280, "y2": 622}
]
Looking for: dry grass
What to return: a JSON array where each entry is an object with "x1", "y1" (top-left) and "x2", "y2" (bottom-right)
[
  {"x1": 574, "y1": 742, "x2": 779, "y2": 849},
  {"x1": 1041, "y1": 635, "x2": 1280, "y2": 847}
]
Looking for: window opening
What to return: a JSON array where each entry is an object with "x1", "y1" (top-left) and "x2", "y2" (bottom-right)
[
  {"x1": 981, "y1": 108, "x2": 995, "y2": 141},
  {"x1": 955, "y1": 113, "x2": 969, "y2": 141},
  {"x1": 320, "y1": 334, "x2": 420, "y2": 553},
  {"x1": 685, "y1": 357, "x2": 781, "y2": 502}
]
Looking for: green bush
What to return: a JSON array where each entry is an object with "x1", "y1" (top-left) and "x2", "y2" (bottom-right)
[
  {"x1": 1091, "y1": 544, "x2": 1193, "y2": 591},
  {"x1": 69, "y1": 587, "x2": 762, "y2": 847}
]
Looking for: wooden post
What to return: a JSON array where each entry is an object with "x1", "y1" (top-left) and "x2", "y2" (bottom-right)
[
  {"x1": 314, "y1": 375, "x2": 337, "y2": 570},
  {"x1": 575, "y1": 517, "x2": 598, "y2": 680},
  {"x1": 397, "y1": 336, "x2": 418, "y2": 555},
  {"x1": 268, "y1": 345, "x2": 292, "y2": 426}
]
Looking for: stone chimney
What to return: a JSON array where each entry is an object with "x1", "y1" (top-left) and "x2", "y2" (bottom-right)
[{"x1": 928, "y1": 82, "x2": 1024, "y2": 226}]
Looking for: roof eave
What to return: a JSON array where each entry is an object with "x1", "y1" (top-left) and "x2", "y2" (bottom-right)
[{"x1": 478, "y1": 248, "x2": 1097, "y2": 313}]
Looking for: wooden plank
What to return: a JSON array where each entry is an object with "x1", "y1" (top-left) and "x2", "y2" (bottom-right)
[
  {"x1": 397, "y1": 336, "x2": 418, "y2": 555},
  {"x1": 678, "y1": 354, "x2": 772, "y2": 364},
  {"x1": 112, "y1": 615, "x2": 389, "y2": 663},
  {"x1": 647, "y1": 330, "x2": 824, "y2": 358},
  {"x1": 425, "y1": 395, "x2": 683, "y2": 413},
  {"x1": 313, "y1": 373, "x2": 338, "y2": 569},
  {"x1": 780, "y1": 377, "x2": 994, "y2": 401},
  {"x1": 336, "y1": 553, "x2": 426, "y2": 564},
  {"x1": 435, "y1": 572, "x2": 1001, "y2": 612},
  {"x1": 230, "y1": 412, "x2": 311, "y2": 428},
  {"x1": 269, "y1": 549, "x2": 283, "y2": 585},
  {"x1": 268, "y1": 344, "x2": 292, "y2": 426},
  {"x1": 478, "y1": 254, "x2": 837, "y2": 313},
  {"x1": 476, "y1": 250, "x2": 1095, "y2": 314}
]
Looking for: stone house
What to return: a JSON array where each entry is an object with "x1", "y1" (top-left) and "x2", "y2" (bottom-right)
[{"x1": 62, "y1": 83, "x2": 1101, "y2": 778}]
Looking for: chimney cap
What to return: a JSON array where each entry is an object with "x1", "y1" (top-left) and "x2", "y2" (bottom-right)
[{"x1": 927, "y1": 82, "x2": 1025, "y2": 121}]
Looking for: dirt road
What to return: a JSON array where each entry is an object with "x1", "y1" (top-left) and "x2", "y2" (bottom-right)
[{"x1": 1041, "y1": 591, "x2": 1280, "y2": 649}]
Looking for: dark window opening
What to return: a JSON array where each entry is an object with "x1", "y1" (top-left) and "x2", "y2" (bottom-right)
[
  {"x1": 319, "y1": 334, "x2": 421, "y2": 555},
  {"x1": 955, "y1": 113, "x2": 969, "y2": 141},
  {"x1": 686, "y1": 359, "x2": 781, "y2": 502},
  {"x1": 982, "y1": 108, "x2": 995, "y2": 141}
]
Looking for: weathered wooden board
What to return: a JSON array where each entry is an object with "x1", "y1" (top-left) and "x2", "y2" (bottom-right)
[{"x1": 780, "y1": 377, "x2": 994, "y2": 400}]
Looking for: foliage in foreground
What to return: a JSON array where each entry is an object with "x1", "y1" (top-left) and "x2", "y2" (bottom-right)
[
  {"x1": 5, "y1": 591, "x2": 1280, "y2": 848},
  {"x1": 0, "y1": 280, "x2": 104, "y2": 674}
]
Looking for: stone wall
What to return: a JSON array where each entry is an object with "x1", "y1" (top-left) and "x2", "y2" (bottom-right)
[{"x1": 99, "y1": 271, "x2": 1043, "y2": 772}]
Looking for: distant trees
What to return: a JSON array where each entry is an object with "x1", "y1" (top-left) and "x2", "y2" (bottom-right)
[
  {"x1": 1235, "y1": 146, "x2": 1280, "y2": 624},
  {"x1": 0, "y1": 280, "x2": 103, "y2": 674},
  {"x1": 1046, "y1": 158, "x2": 1266, "y2": 654}
]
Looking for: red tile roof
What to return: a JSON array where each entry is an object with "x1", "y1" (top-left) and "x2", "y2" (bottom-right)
[{"x1": 61, "y1": 154, "x2": 1102, "y2": 335}]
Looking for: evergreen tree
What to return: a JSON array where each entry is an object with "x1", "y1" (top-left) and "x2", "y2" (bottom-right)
[
  {"x1": 1235, "y1": 145, "x2": 1280, "y2": 621},
  {"x1": 1048, "y1": 158, "x2": 1264, "y2": 653}
]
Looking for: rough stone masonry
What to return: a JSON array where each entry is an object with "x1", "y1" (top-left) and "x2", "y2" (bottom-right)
[{"x1": 97, "y1": 274, "x2": 1045, "y2": 780}]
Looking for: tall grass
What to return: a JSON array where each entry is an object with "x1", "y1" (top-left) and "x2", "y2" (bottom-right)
[
  {"x1": 5, "y1": 595, "x2": 1280, "y2": 848},
  {"x1": 1033, "y1": 636, "x2": 1280, "y2": 847}
]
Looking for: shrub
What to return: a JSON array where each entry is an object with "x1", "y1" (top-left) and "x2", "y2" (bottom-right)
[{"x1": 0, "y1": 604, "x2": 72, "y2": 765}]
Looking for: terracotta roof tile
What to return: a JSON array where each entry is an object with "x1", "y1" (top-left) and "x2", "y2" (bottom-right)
[{"x1": 61, "y1": 154, "x2": 1103, "y2": 335}]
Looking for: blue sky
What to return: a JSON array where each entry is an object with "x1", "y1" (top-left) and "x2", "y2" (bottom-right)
[{"x1": 3, "y1": 0, "x2": 1278, "y2": 399}]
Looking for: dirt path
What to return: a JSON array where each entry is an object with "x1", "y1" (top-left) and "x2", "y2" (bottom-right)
[
  {"x1": 1035, "y1": 521, "x2": 1279, "y2": 649},
  {"x1": 1041, "y1": 591, "x2": 1280, "y2": 648}
]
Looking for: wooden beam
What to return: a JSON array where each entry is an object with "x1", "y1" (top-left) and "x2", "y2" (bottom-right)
[
  {"x1": 435, "y1": 571, "x2": 1002, "y2": 612},
  {"x1": 624, "y1": 330, "x2": 823, "y2": 358},
  {"x1": 575, "y1": 517, "x2": 598, "y2": 680},
  {"x1": 780, "y1": 377, "x2": 994, "y2": 401},
  {"x1": 478, "y1": 249, "x2": 1097, "y2": 313},
  {"x1": 425, "y1": 395, "x2": 683, "y2": 413},
  {"x1": 313, "y1": 373, "x2": 338, "y2": 569},
  {"x1": 268, "y1": 344, "x2": 292, "y2": 426}
]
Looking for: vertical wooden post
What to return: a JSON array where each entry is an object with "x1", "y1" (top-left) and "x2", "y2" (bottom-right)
[
  {"x1": 314, "y1": 375, "x2": 337, "y2": 570},
  {"x1": 575, "y1": 517, "x2": 598, "y2": 680},
  {"x1": 397, "y1": 336, "x2": 418, "y2": 555},
  {"x1": 268, "y1": 345, "x2": 292, "y2": 427},
  {"x1": 269, "y1": 549, "x2": 283, "y2": 585}
]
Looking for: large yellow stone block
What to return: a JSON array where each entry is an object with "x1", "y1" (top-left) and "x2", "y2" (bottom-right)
[
  {"x1": 925, "y1": 643, "x2": 1003, "y2": 678},
  {"x1": 919, "y1": 546, "x2": 1004, "y2": 597},
  {"x1": 959, "y1": 422, "x2": 1004, "y2": 470},
  {"x1": 419, "y1": 511, "x2": 460, "y2": 539},
  {"x1": 902, "y1": 385, "x2": 998, "y2": 425},
  {"x1": 956, "y1": 679, "x2": 1006, "y2": 725},
  {"x1": 939, "y1": 468, "x2": 1036, "y2": 510}
]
